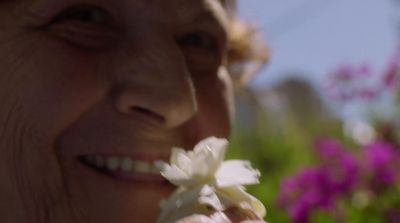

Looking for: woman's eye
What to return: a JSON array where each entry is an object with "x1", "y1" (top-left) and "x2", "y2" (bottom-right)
[
  {"x1": 52, "y1": 5, "x2": 109, "y2": 25},
  {"x1": 46, "y1": 5, "x2": 117, "y2": 50},
  {"x1": 177, "y1": 33, "x2": 223, "y2": 70},
  {"x1": 178, "y1": 33, "x2": 218, "y2": 51}
]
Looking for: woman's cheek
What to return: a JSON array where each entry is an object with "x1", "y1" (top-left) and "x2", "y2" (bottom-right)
[
  {"x1": 0, "y1": 34, "x2": 106, "y2": 223},
  {"x1": 15, "y1": 35, "x2": 108, "y2": 137},
  {"x1": 191, "y1": 66, "x2": 233, "y2": 138}
]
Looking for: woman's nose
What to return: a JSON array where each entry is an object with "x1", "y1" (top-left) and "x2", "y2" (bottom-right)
[{"x1": 111, "y1": 36, "x2": 197, "y2": 128}]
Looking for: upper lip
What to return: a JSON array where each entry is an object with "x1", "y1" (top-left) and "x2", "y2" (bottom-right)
[
  {"x1": 78, "y1": 151, "x2": 171, "y2": 163},
  {"x1": 57, "y1": 114, "x2": 185, "y2": 164},
  {"x1": 58, "y1": 135, "x2": 176, "y2": 163}
]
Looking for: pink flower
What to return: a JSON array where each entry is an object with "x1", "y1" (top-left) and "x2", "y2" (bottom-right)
[{"x1": 363, "y1": 142, "x2": 400, "y2": 190}]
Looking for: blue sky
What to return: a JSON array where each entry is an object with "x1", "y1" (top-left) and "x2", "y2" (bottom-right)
[{"x1": 238, "y1": 0, "x2": 399, "y2": 90}]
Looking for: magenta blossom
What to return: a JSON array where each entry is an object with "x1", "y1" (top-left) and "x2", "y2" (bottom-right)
[
  {"x1": 325, "y1": 63, "x2": 378, "y2": 103},
  {"x1": 278, "y1": 138, "x2": 361, "y2": 223},
  {"x1": 363, "y1": 142, "x2": 400, "y2": 190},
  {"x1": 277, "y1": 138, "x2": 400, "y2": 222},
  {"x1": 277, "y1": 167, "x2": 337, "y2": 223},
  {"x1": 315, "y1": 138, "x2": 360, "y2": 193}
]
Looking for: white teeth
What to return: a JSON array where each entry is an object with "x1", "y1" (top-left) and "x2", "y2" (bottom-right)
[
  {"x1": 120, "y1": 157, "x2": 133, "y2": 172},
  {"x1": 133, "y1": 161, "x2": 150, "y2": 173},
  {"x1": 151, "y1": 162, "x2": 162, "y2": 174},
  {"x1": 106, "y1": 156, "x2": 120, "y2": 171},
  {"x1": 82, "y1": 155, "x2": 161, "y2": 175},
  {"x1": 153, "y1": 160, "x2": 167, "y2": 174}
]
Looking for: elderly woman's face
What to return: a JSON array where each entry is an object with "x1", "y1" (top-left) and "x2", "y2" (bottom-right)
[{"x1": 0, "y1": 0, "x2": 233, "y2": 222}]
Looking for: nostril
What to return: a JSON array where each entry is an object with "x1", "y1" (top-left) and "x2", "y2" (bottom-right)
[{"x1": 131, "y1": 106, "x2": 166, "y2": 124}]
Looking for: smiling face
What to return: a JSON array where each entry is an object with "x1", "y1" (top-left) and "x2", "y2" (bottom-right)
[{"x1": 0, "y1": 0, "x2": 234, "y2": 222}]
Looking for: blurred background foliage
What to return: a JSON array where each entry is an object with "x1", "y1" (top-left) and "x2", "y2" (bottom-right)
[
  {"x1": 228, "y1": 65, "x2": 400, "y2": 222},
  {"x1": 226, "y1": 0, "x2": 400, "y2": 222}
]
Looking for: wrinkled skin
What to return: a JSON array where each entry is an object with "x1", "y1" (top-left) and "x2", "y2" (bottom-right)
[{"x1": 0, "y1": 0, "x2": 240, "y2": 223}]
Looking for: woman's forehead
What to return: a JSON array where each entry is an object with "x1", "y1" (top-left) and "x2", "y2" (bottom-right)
[
  {"x1": 20, "y1": 0, "x2": 230, "y2": 10},
  {"x1": 17, "y1": 0, "x2": 231, "y2": 35},
  {"x1": 18, "y1": 0, "x2": 230, "y2": 23}
]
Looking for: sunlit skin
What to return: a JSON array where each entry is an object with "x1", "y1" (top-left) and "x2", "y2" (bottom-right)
[{"x1": 0, "y1": 0, "x2": 243, "y2": 223}]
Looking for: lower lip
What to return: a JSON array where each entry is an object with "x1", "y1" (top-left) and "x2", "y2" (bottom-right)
[{"x1": 77, "y1": 159, "x2": 171, "y2": 186}]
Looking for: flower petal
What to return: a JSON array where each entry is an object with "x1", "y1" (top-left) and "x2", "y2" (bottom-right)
[
  {"x1": 190, "y1": 146, "x2": 215, "y2": 179},
  {"x1": 198, "y1": 185, "x2": 224, "y2": 211},
  {"x1": 170, "y1": 148, "x2": 191, "y2": 168},
  {"x1": 193, "y1": 137, "x2": 228, "y2": 174},
  {"x1": 157, "y1": 185, "x2": 220, "y2": 223},
  {"x1": 216, "y1": 160, "x2": 261, "y2": 187},
  {"x1": 217, "y1": 186, "x2": 267, "y2": 218},
  {"x1": 157, "y1": 162, "x2": 193, "y2": 186}
]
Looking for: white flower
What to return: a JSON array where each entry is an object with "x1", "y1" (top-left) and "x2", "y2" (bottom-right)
[
  {"x1": 156, "y1": 137, "x2": 228, "y2": 187},
  {"x1": 156, "y1": 137, "x2": 266, "y2": 223},
  {"x1": 157, "y1": 137, "x2": 261, "y2": 188}
]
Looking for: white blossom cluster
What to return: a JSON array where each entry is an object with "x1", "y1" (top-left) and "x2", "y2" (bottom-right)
[{"x1": 156, "y1": 137, "x2": 266, "y2": 223}]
